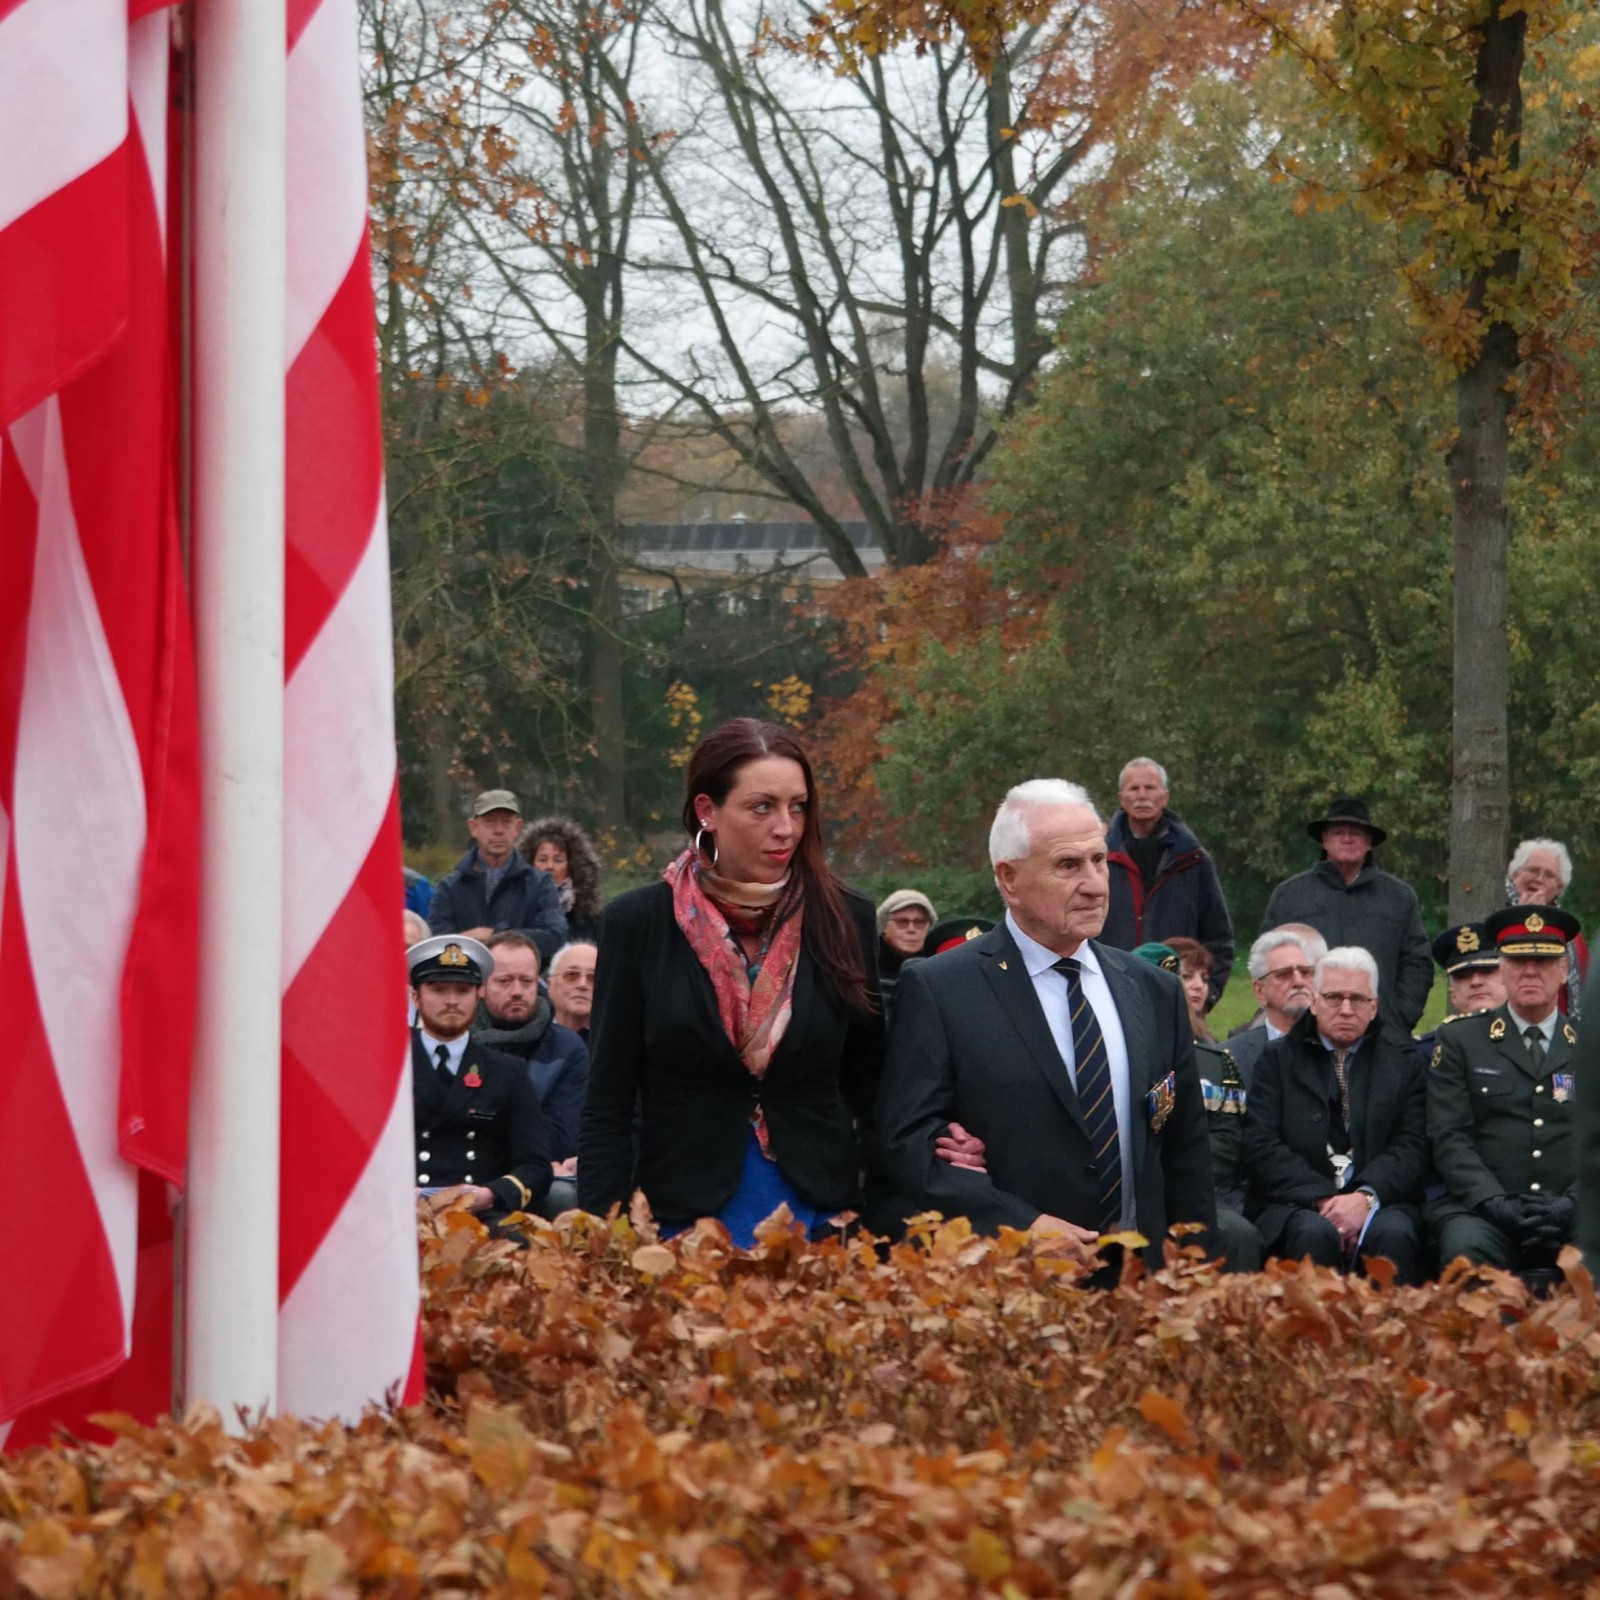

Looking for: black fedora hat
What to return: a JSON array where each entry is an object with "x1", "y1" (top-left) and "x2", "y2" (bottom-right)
[{"x1": 1306, "y1": 795, "x2": 1386, "y2": 848}]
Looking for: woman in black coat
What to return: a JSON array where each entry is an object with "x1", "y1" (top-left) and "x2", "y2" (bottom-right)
[{"x1": 577, "y1": 718, "x2": 883, "y2": 1243}]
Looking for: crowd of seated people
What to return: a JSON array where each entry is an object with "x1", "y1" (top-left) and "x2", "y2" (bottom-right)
[{"x1": 401, "y1": 746, "x2": 1599, "y2": 1280}]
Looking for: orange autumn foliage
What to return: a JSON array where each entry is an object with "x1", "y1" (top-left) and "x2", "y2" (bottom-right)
[
  {"x1": 806, "y1": 492, "x2": 1059, "y2": 862},
  {"x1": 2, "y1": 1208, "x2": 1598, "y2": 1596}
]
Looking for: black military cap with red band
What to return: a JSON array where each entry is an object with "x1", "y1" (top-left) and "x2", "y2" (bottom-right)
[{"x1": 1480, "y1": 904, "x2": 1581, "y2": 960}]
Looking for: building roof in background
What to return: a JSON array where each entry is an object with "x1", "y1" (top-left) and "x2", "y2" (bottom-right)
[{"x1": 622, "y1": 520, "x2": 885, "y2": 577}]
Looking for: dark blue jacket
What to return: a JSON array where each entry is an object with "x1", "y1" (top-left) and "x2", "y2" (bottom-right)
[
  {"x1": 429, "y1": 848, "x2": 568, "y2": 964},
  {"x1": 473, "y1": 998, "x2": 589, "y2": 1160},
  {"x1": 525, "y1": 1026, "x2": 589, "y2": 1161},
  {"x1": 1102, "y1": 809, "x2": 1234, "y2": 1003}
]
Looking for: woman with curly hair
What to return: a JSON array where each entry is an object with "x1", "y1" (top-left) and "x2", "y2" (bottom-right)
[{"x1": 519, "y1": 815, "x2": 605, "y2": 943}]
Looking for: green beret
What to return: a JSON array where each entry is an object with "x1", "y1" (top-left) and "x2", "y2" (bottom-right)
[{"x1": 1131, "y1": 941, "x2": 1180, "y2": 974}]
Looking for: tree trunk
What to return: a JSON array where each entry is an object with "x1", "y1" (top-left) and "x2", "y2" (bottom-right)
[
  {"x1": 1447, "y1": 327, "x2": 1513, "y2": 920},
  {"x1": 424, "y1": 707, "x2": 459, "y2": 849},
  {"x1": 587, "y1": 549, "x2": 626, "y2": 838},
  {"x1": 1446, "y1": 4, "x2": 1524, "y2": 921},
  {"x1": 584, "y1": 304, "x2": 627, "y2": 837}
]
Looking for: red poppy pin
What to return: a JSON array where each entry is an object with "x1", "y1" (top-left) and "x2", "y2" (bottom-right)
[{"x1": 463, "y1": 1067, "x2": 482, "y2": 1088}]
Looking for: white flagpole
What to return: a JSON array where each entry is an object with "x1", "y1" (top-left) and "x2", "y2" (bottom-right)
[{"x1": 185, "y1": 0, "x2": 286, "y2": 1422}]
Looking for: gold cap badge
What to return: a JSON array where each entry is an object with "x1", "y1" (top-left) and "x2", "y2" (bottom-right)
[
  {"x1": 1456, "y1": 927, "x2": 1479, "y2": 953},
  {"x1": 1525, "y1": 913, "x2": 1545, "y2": 933},
  {"x1": 439, "y1": 943, "x2": 469, "y2": 967}
]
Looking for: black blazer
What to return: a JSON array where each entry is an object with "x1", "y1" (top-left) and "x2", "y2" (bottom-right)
[
  {"x1": 576, "y1": 881, "x2": 885, "y2": 1221},
  {"x1": 412, "y1": 1034, "x2": 553, "y2": 1216},
  {"x1": 1242, "y1": 1011, "x2": 1426, "y2": 1249},
  {"x1": 875, "y1": 924, "x2": 1216, "y2": 1262}
]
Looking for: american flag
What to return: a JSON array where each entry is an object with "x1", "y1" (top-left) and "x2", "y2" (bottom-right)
[{"x1": 0, "y1": 0, "x2": 418, "y2": 1442}]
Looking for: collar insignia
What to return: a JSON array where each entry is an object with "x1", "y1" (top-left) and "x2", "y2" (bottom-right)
[
  {"x1": 1456, "y1": 927, "x2": 1479, "y2": 953},
  {"x1": 1563, "y1": 1023, "x2": 1577, "y2": 1046},
  {"x1": 1525, "y1": 913, "x2": 1545, "y2": 933},
  {"x1": 1489, "y1": 1016, "x2": 1506, "y2": 1041},
  {"x1": 440, "y1": 943, "x2": 469, "y2": 967}
]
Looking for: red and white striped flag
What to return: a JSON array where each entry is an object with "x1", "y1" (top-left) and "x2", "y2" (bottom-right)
[
  {"x1": 1, "y1": 0, "x2": 419, "y2": 1440},
  {"x1": 0, "y1": 0, "x2": 199, "y2": 1444},
  {"x1": 276, "y1": 0, "x2": 421, "y2": 1416}
]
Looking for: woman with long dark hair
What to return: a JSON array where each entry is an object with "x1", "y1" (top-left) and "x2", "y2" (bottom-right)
[{"x1": 577, "y1": 718, "x2": 883, "y2": 1244}]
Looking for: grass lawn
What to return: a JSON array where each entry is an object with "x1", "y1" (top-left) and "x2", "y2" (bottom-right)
[{"x1": 1206, "y1": 966, "x2": 1448, "y2": 1038}]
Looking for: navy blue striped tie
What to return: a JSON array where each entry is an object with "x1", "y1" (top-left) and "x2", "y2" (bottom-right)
[{"x1": 1054, "y1": 957, "x2": 1122, "y2": 1232}]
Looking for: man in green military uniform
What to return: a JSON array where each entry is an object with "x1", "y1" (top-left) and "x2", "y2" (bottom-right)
[
  {"x1": 1414, "y1": 921, "x2": 1505, "y2": 1071},
  {"x1": 1427, "y1": 905, "x2": 1581, "y2": 1271},
  {"x1": 1132, "y1": 942, "x2": 1260, "y2": 1270}
]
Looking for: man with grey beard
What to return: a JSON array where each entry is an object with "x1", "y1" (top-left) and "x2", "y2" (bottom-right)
[{"x1": 1227, "y1": 928, "x2": 1321, "y2": 1088}]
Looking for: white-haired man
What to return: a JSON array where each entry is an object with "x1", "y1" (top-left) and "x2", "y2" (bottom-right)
[
  {"x1": 1101, "y1": 758, "x2": 1235, "y2": 1007},
  {"x1": 1225, "y1": 928, "x2": 1321, "y2": 1086},
  {"x1": 547, "y1": 939, "x2": 597, "y2": 1041},
  {"x1": 1242, "y1": 947, "x2": 1427, "y2": 1283},
  {"x1": 877, "y1": 779, "x2": 1216, "y2": 1273}
]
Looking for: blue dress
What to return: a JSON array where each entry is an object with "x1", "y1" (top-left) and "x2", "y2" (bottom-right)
[{"x1": 661, "y1": 1126, "x2": 826, "y2": 1248}]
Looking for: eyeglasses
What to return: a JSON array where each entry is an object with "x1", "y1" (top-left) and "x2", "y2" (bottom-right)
[
  {"x1": 1264, "y1": 964, "x2": 1314, "y2": 980},
  {"x1": 1319, "y1": 992, "x2": 1376, "y2": 1010}
]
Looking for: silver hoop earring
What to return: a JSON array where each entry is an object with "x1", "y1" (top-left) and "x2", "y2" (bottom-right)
[{"x1": 694, "y1": 826, "x2": 718, "y2": 867}]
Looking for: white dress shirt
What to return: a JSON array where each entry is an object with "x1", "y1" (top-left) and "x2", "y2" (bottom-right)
[
  {"x1": 1512, "y1": 1007, "x2": 1558, "y2": 1046},
  {"x1": 1005, "y1": 912, "x2": 1135, "y2": 1230},
  {"x1": 417, "y1": 1027, "x2": 469, "y2": 1076}
]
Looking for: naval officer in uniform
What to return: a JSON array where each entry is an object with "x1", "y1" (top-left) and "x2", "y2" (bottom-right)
[
  {"x1": 408, "y1": 934, "x2": 552, "y2": 1222},
  {"x1": 1426, "y1": 905, "x2": 1582, "y2": 1272},
  {"x1": 1414, "y1": 922, "x2": 1505, "y2": 1071}
]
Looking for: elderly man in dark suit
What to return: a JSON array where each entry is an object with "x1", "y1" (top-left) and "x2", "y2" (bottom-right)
[
  {"x1": 877, "y1": 779, "x2": 1216, "y2": 1271},
  {"x1": 1243, "y1": 945, "x2": 1428, "y2": 1284}
]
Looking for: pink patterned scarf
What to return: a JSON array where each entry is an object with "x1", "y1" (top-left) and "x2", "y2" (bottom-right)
[{"x1": 664, "y1": 847, "x2": 803, "y2": 1083}]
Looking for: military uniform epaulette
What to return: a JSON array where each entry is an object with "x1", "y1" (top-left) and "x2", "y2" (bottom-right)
[{"x1": 1428, "y1": 1010, "x2": 1484, "y2": 1069}]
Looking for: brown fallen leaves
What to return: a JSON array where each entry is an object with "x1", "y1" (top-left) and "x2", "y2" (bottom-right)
[{"x1": 3, "y1": 1207, "x2": 1599, "y2": 1597}]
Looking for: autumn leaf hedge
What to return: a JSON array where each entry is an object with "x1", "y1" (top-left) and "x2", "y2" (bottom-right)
[{"x1": 4, "y1": 1208, "x2": 1600, "y2": 1597}]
